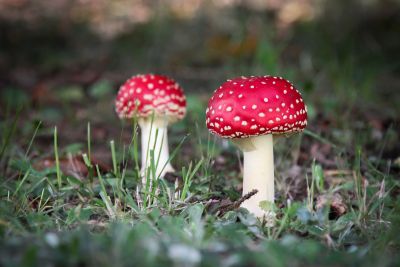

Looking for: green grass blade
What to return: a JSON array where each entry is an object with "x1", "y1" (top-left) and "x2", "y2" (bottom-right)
[{"x1": 54, "y1": 126, "x2": 62, "y2": 189}]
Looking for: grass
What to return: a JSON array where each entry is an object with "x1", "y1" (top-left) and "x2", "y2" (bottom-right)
[
  {"x1": 54, "y1": 127, "x2": 62, "y2": 189},
  {"x1": 1, "y1": 91, "x2": 399, "y2": 264},
  {"x1": 0, "y1": 103, "x2": 398, "y2": 266}
]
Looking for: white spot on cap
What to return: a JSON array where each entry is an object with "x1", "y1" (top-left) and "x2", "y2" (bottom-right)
[
  {"x1": 268, "y1": 120, "x2": 274, "y2": 124},
  {"x1": 250, "y1": 125, "x2": 257, "y2": 129},
  {"x1": 276, "y1": 95, "x2": 279, "y2": 99},
  {"x1": 234, "y1": 116, "x2": 240, "y2": 121},
  {"x1": 219, "y1": 93, "x2": 224, "y2": 98},
  {"x1": 143, "y1": 94, "x2": 153, "y2": 100},
  {"x1": 283, "y1": 90, "x2": 287, "y2": 94},
  {"x1": 242, "y1": 121, "x2": 248, "y2": 126},
  {"x1": 290, "y1": 104, "x2": 294, "y2": 109},
  {"x1": 238, "y1": 94, "x2": 243, "y2": 98},
  {"x1": 226, "y1": 106, "x2": 232, "y2": 112},
  {"x1": 281, "y1": 103, "x2": 286, "y2": 107},
  {"x1": 242, "y1": 106, "x2": 246, "y2": 109},
  {"x1": 252, "y1": 105, "x2": 257, "y2": 110},
  {"x1": 258, "y1": 112, "x2": 265, "y2": 117},
  {"x1": 250, "y1": 85, "x2": 255, "y2": 89},
  {"x1": 264, "y1": 98, "x2": 269, "y2": 103},
  {"x1": 148, "y1": 83, "x2": 154, "y2": 89},
  {"x1": 269, "y1": 108, "x2": 273, "y2": 112}
]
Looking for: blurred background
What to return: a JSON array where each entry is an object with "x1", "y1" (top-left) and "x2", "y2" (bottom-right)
[{"x1": 0, "y1": 0, "x2": 399, "y2": 168}]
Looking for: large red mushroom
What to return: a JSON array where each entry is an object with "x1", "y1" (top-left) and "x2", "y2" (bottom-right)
[
  {"x1": 206, "y1": 76, "x2": 307, "y2": 218},
  {"x1": 115, "y1": 74, "x2": 186, "y2": 181}
]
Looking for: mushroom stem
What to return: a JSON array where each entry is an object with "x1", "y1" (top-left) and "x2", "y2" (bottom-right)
[
  {"x1": 139, "y1": 117, "x2": 175, "y2": 181},
  {"x1": 234, "y1": 134, "x2": 274, "y2": 218}
]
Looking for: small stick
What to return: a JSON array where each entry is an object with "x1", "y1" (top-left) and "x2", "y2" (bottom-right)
[{"x1": 218, "y1": 189, "x2": 258, "y2": 215}]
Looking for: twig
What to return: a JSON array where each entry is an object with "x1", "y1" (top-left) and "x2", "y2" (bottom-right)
[{"x1": 218, "y1": 189, "x2": 258, "y2": 215}]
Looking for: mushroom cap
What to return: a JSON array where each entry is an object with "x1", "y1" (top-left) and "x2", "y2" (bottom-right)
[
  {"x1": 115, "y1": 74, "x2": 186, "y2": 122},
  {"x1": 206, "y1": 76, "x2": 307, "y2": 138}
]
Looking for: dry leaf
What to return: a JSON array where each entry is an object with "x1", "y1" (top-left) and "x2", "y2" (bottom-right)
[{"x1": 316, "y1": 193, "x2": 347, "y2": 219}]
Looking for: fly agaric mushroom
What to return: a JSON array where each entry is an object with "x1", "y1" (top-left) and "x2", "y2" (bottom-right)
[
  {"x1": 206, "y1": 76, "x2": 307, "y2": 218},
  {"x1": 115, "y1": 74, "x2": 186, "y2": 180}
]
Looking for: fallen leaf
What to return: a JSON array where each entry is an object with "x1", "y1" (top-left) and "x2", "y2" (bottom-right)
[
  {"x1": 316, "y1": 193, "x2": 347, "y2": 219},
  {"x1": 310, "y1": 143, "x2": 336, "y2": 167}
]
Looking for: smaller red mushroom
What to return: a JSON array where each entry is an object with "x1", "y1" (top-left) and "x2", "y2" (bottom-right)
[
  {"x1": 115, "y1": 74, "x2": 186, "y2": 180},
  {"x1": 206, "y1": 76, "x2": 307, "y2": 218}
]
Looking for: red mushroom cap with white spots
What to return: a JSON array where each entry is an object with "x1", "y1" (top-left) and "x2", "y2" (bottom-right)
[
  {"x1": 115, "y1": 74, "x2": 186, "y2": 122},
  {"x1": 206, "y1": 76, "x2": 307, "y2": 138}
]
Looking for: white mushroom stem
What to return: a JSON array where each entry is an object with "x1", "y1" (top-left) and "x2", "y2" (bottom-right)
[
  {"x1": 233, "y1": 134, "x2": 274, "y2": 218},
  {"x1": 139, "y1": 117, "x2": 175, "y2": 181}
]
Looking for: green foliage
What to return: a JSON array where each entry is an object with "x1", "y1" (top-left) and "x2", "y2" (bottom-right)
[
  {"x1": 56, "y1": 86, "x2": 85, "y2": 102},
  {"x1": 0, "y1": 89, "x2": 29, "y2": 109},
  {"x1": 89, "y1": 80, "x2": 114, "y2": 99}
]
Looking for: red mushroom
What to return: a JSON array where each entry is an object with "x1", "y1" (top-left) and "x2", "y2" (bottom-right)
[
  {"x1": 206, "y1": 76, "x2": 307, "y2": 218},
  {"x1": 115, "y1": 74, "x2": 186, "y2": 180}
]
